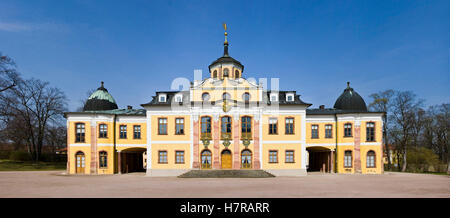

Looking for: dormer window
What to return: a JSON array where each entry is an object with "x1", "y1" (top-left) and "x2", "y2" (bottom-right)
[
  {"x1": 175, "y1": 94, "x2": 183, "y2": 103},
  {"x1": 159, "y1": 94, "x2": 167, "y2": 102},
  {"x1": 270, "y1": 93, "x2": 278, "y2": 102},
  {"x1": 286, "y1": 93, "x2": 294, "y2": 102}
]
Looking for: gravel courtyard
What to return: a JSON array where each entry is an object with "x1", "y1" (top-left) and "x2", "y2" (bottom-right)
[{"x1": 0, "y1": 171, "x2": 448, "y2": 198}]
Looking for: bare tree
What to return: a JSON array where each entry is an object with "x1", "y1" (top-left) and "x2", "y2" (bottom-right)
[
  {"x1": 0, "y1": 78, "x2": 67, "y2": 161},
  {"x1": 0, "y1": 53, "x2": 21, "y2": 93},
  {"x1": 390, "y1": 91, "x2": 424, "y2": 172},
  {"x1": 369, "y1": 89, "x2": 394, "y2": 170}
]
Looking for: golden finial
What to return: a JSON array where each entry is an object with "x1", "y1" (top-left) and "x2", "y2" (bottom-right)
[{"x1": 223, "y1": 23, "x2": 228, "y2": 44}]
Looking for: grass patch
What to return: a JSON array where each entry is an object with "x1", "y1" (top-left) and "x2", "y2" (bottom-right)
[
  {"x1": 386, "y1": 170, "x2": 449, "y2": 176},
  {"x1": 0, "y1": 159, "x2": 66, "y2": 171}
]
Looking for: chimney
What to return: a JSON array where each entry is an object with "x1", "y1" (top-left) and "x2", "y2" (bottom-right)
[
  {"x1": 127, "y1": 105, "x2": 133, "y2": 110},
  {"x1": 319, "y1": 105, "x2": 325, "y2": 109}
]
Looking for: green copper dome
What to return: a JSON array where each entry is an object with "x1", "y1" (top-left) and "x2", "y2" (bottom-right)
[{"x1": 83, "y1": 82, "x2": 118, "y2": 111}]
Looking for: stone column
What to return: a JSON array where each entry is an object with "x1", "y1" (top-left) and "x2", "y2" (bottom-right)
[
  {"x1": 66, "y1": 121, "x2": 70, "y2": 174},
  {"x1": 354, "y1": 125, "x2": 362, "y2": 173},
  {"x1": 193, "y1": 119, "x2": 200, "y2": 169},
  {"x1": 253, "y1": 119, "x2": 261, "y2": 169},
  {"x1": 118, "y1": 151, "x2": 122, "y2": 174},
  {"x1": 213, "y1": 118, "x2": 220, "y2": 169},
  {"x1": 90, "y1": 122, "x2": 97, "y2": 174},
  {"x1": 233, "y1": 116, "x2": 240, "y2": 169}
]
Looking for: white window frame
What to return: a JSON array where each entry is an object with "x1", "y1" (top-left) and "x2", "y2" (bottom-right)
[
  {"x1": 159, "y1": 94, "x2": 167, "y2": 102},
  {"x1": 270, "y1": 93, "x2": 278, "y2": 102},
  {"x1": 286, "y1": 93, "x2": 294, "y2": 102},
  {"x1": 175, "y1": 94, "x2": 183, "y2": 103}
]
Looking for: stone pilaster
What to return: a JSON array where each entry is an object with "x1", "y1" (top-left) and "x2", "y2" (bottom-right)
[
  {"x1": 213, "y1": 119, "x2": 220, "y2": 169},
  {"x1": 233, "y1": 116, "x2": 240, "y2": 169},
  {"x1": 253, "y1": 119, "x2": 261, "y2": 169},
  {"x1": 90, "y1": 123, "x2": 97, "y2": 174},
  {"x1": 193, "y1": 120, "x2": 200, "y2": 169},
  {"x1": 354, "y1": 125, "x2": 362, "y2": 173}
]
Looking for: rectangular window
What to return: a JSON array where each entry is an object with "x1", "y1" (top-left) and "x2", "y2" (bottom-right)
[
  {"x1": 311, "y1": 124, "x2": 319, "y2": 138},
  {"x1": 175, "y1": 151, "x2": 185, "y2": 164},
  {"x1": 269, "y1": 118, "x2": 278, "y2": 135},
  {"x1": 99, "y1": 151, "x2": 107, "y2": 168},
  {"x1": 99, "y1": 124, "x2": 107, "y2": 138},
  {"x1": 344, "y1": 151, "x2": 352, "y2": 168},
  {"x1": 269, "y1": 150, "x2": 278, "y2": 163},
  {"x1": 344, "y1": 123, "x2": 352, "y2": 137},
  {"x1": 133, "y1": 125, "x2": 141, "y2": 139},
  {"x1": 175, "y1": 118, "x2": 185, "y2": 135},
  {"x1": 366, "y1": 122, "x2": 375, "y2": 141},
  {"x1": 241, "y1": 116, "x2": 252, "y2": 139},
  {"x1": 285, "y1": 118, "x2": 294, "y2": 135},
  {"x1": 158, "y1": 151, "x2": 168, "y2": 164},
  {"x1": 119, "y1": 125, "x2": 127, "y2": 139},
  {"x1": 75, "y1": 123, "x2": 85, "y2": 143},
  {"x1": 285, "y1": 150, "x2": 294, "y2": 163},
  {"x1": 325, "y1": 124, "x2": 332, "y2": 138},
  {"x1": 158, "y1": 118, "x2": 168, "y2": 135}
]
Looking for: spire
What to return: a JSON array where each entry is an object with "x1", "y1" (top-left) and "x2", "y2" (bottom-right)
[
  {"x1": 101, "y1": 81, "x2": 104, "y2": 88},
  {"x1": 223, "y1": 23, "x2": 229, "y2": 57},
  {"x1": 347, "y1": 81, "x2": 350, "y2": 88}
]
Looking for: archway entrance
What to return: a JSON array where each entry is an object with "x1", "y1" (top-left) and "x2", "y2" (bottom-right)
[
  {"x1": 221, "y1": 150, "x2": 232, "y2": 169},
  {"x1": 201, "y1": 150, "x2": 212, "y2": 169},
  {"x1": 241, "y1": 149, "x2": 252, "y2": 169},
  {"x1": 306, "y1": 147, "x2": 332, "y2": 173},
  {"x1": 119, "y1": 148, "x2": 146, "y2": 174},
  {"x1": 75, "y1": 151, "x2": 85, "y2": 174}
]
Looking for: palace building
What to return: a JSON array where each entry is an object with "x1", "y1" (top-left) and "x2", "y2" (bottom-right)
[{"x1": 64, "y1": 28, "x2": 385, "y2": 176}]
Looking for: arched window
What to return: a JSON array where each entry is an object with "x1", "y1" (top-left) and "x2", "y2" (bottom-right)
[
  {"x1": 242, "y1": 92, "x2": 251, "y2": 101},
  {"x1": 202, "y1": 92, "x2": 210, "y2": 101},
  {"x1": 201, "y1": 116, "x2": 212, "y2": 139},
  {"x1": 241, "y1": 116, "x2": 252, "y2": 139},
  {"x1": 201, "y1": 150, "x2": 212, "y2": 169},
  {"x1": 367, "y1": 150, "x2": 376, "y2": 168},
  {"x1": 222, "y1": 92, "x2": 231, "y2": 101},
  {"x1": 223, "y1": 68, "x2": 229, "y2": 77},
  {"x1": 235, "y1": 70, "x2": 239, "y2": 78},
  {"x1": 241, "y1": 149, "x2": 252, "y2": 169},
  {"x1": 213, "y1": 70, "x2": 217, "y2": 78},
  {"x1": 344, "y1": 150, "x2": 352, "y2": 168},
  {"x1": 221, "y1": 116, "x2": 232, "y2": 139},
  {"x1": 99, "y1": 151, "x2": 107, "y2": 168}
]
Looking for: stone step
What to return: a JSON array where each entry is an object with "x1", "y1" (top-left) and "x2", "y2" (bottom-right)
[{"x1": 178, "y1": 170, "x2": 276, "y2": 178}]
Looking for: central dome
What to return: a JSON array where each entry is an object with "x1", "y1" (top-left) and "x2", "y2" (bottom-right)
[
  {"x1": 333, "y1": 82, "x2": 367, "y2": 111},
  {"x1": 83, "y1": 82, "x2": 118, "y2": 111}
]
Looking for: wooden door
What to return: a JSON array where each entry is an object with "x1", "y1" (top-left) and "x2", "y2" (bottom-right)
[
  {"x1": 75, "y1": 152, "x2": 85, "y2": 174},
  {"x1": 221, "y1": 150, "x2": 232, "y2": 169}
]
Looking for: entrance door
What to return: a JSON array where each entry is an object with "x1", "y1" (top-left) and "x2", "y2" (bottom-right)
[
  {"x1": 201, "y1": 150, "x2": 212, "y2": 169},
  {"x1": 221, "y1": 150, "x2": 232, "y2": 169},
  {"x1": 75, "y1": 151, "x2": 85, "y2": 174},
  {"x1": 241, "y1": 150, "x2": 252, "y2": 169}
]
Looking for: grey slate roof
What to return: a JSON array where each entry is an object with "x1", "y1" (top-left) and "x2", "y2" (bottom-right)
[
  {"x1": 333, "y1": 83, "x2": 368, "y2": 112},
  {"x1": 64, "y1": 108, "x2": 146, "y2": 117}
]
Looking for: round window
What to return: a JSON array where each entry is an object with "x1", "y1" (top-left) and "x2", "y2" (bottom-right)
[
  {"x1": 242, "y1": 93, "x2": 251, "y2": 101},
  {"x1": 202, "y1": 93, "x2": 210, "y2": 101}
]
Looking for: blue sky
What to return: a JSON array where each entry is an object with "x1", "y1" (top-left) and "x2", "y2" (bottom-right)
[{"x1": 0, "y1": 0, "x2": 449, "y2": 111}]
